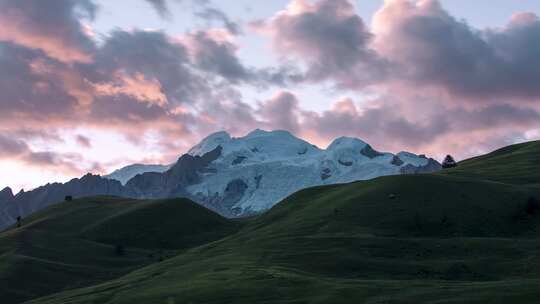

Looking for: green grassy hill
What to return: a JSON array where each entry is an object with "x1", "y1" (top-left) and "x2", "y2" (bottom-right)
[
  {"x1": 22, "y1": 141, "x2": 540, "y2": 304},
  {"x1": 0, "y1": 197, "x2": 241, "y2": 304},
  {"x1": 442, "y1": 140, "x2": 540, "y2": 185}
]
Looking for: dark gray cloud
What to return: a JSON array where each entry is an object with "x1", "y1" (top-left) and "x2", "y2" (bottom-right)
[
  {"x1": 257, "y1": 0, "x2": 540, "y2": 101},
  {"x1": 0, "y1": 0, "x2": 97, "y2": 62},
  {"x1": 185, "y1": 30, "x2": 299, "y2": 87},
  {"x1": 300, "y1": 98, "x2": 449, "y2": 149},
  {"x1": 373, "y1": 1, "x2": 540, "y2": 101},
  {"x1": 76, "y1": 135, "x2": 92, "y2": 148},
  {"x1": 187, "y1": 31, "x2": 250, "y2": 83},
  {"x1": 93, "y1": 29, "x2": 207, "y2": 105},
  {"x1": 195, "y1": 7, "x2": 240, "y2": 35},
  {"x1": 0, "y1": 135, "x2": 29, "y2": 158},
  {"x1": 145, "y1": 0, "x2": 170, "y2": 18},
  {"x1": 0, "y1": 133, "x2": 88, "y2": 174},
  {"x1": 145, "y1": 0, "x2": 237, "y2": 35},
  {"x1": 253, "y1": 0, "x2": 388, "y2": 87},
  {"x1": 452, "y1": 104, "x2": 540, "y2": 131},
  {"x1": 0, "y1": 42, "x2": 79, "y2": 121},
  {"x1": 258, "y1": 91, "x2": 301, "y2": 134}
]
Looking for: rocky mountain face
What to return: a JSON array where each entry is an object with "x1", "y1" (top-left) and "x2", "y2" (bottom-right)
[
  {"x1": 104, "y1": 164, "x2": 170, "y2": 185},
  {"x1": 0, "y1": 175, "x2": 126, "y2": 229},
  {"x1": 0, "y1": 130, "x2": 441, "y2": 230},
  {"x1": 126, "y1": 146, "x2": 223, "y2": 199},
  {"x1": 0, "y1": 187, "x2": 14, "y2": 226},
  {"x1": 0, "y1": 187, "x2": 13, "y2": 202}
]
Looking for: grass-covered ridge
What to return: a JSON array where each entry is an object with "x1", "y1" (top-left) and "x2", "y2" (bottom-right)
[
  {"x1": 0, "y1": 197, "x2": 241, "y2": 304},
  {"x1": 442, "y1": 140, "x2": 540, "y2": 185},
  {"x1": 25, "y1": 141, "x2": 540, "y2": 304}
]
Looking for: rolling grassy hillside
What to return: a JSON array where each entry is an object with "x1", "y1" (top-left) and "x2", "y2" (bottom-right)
[
  {"x1": 442, "y1": 140, "x2": 540, "y2": 185},
  {"x1": 25, "y1": 141, "x2": 540, "y2": 303},
  {"x1": 0, "y1": 197, "x2": 241, "y2": 304}
]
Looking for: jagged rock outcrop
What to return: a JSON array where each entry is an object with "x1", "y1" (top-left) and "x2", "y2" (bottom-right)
[
  {"x1": 360, "y1": 144, "x2": 384, "y2": 159},
  {"x1": 400, "y1": 158, "x2": 442, "y2": 174},
  {"x1": 191, "y1": 179, "x2": 249, "y2": 218},
  {"x1": 0, "y1": 187, "x2": 14, "y2": 229},
  {"x1": 0, "y1": 187, "x2": 13, "y2": 202},
  {"x1": 105, "y1": 164, "x2": 170, "y2": 185},
  {"x1": 0, "y1": 174, "x2": 126, "y2": 230},
  {"x1": 125, "y1": 146, "x2": 222, "y2": 198},
  {"x1": 391, "y1": 156, "x2": 404, "y2": 166}
]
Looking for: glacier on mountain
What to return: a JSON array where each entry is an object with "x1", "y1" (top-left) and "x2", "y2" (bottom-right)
[{"x1": 180, "y1": 129, "x2": 439, "y2": 215}]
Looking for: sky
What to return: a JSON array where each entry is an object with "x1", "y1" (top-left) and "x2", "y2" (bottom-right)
[{"x1": 1, "y1": 0, "x2": 540, "y2": 192}]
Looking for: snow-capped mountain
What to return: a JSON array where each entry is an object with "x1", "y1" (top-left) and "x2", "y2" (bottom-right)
[
  {"x1": 181, "y1": 129, "x2": 439, "y2": 215},
  {"x1": 106, "y1": 129, "x2": 440, "y2": 215},
  {"x1": 105, "y1": 164, "x2": 171, "y2": 185},
  {"x1": 0, "y1": 129, "x2": 440, "y2": 230}
]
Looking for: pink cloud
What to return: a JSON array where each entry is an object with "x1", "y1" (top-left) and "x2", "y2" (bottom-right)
[
  {"x1": 252, "y1": 0, "x2": 387, "y2": 87},
  {"x1": 372, "y1": 0, "x2": 540, "y2": 101},
  {"x1": 92, "y1": 72, "x2": 168, "y2": 107},
  {"x1": 0, "y1": 0, "x2": 96, "y2": 63},
  {"x1": 0, "y1": 134, "x2": 92, "y2": 176},
  {"x1": 257, "y1": 91, "x2": 301, "y2": 133}
]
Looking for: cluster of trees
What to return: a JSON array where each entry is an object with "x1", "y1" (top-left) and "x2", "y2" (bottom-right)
[{"x1": 442, "y1": 155, "x2": 457, "y2": 169}]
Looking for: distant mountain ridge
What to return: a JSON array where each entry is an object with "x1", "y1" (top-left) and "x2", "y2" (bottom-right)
[
  {"x1": 0, "y1": 130, "x2": 441, "y2": 229},
  {"x1": 105, "y1": 164, "x2": 171, "y2": 185}
]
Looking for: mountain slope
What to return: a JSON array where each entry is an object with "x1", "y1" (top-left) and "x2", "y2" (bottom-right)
[
  {"x1": 29, "y1": 141, "x2": 540, "y2": 304},
  {"x1": 0, "y1": 196, "x2": 241, "y2": 304},
  {"x1": 442, "y1": 140, "x2": 540, "y2": 185}
]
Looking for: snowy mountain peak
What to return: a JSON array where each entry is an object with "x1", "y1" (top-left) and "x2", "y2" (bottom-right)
[
  {"x1": 189, "y1": 129, "x2": 320, "y2": 162},
  {"x1": 327, "y1": 136, "x2": 368, "y2": 151},
  {"x1": 188, "y1": 131, "x2": 232, "y2": 156},
  {"x1": 246, "y1": 128, "x2": 271, "y2": 137},
  {"x1": 246, "y1": 129, "x2": 293, "y2": 139}
]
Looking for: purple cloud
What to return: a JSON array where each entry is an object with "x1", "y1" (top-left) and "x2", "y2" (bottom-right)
[{"x1": 0, "y1": 0, "x2": 96, "y2": 63}]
